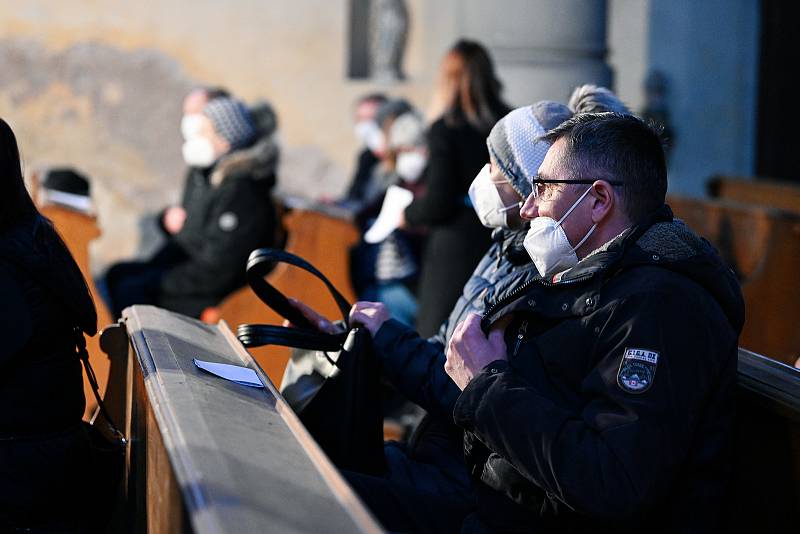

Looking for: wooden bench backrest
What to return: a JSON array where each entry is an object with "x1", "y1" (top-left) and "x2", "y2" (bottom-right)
[
  {"x1": 668, "y1": 195, "x2": 800, "y2": 365},
  {"x1": 208, "y1": 209, "x2": 360, "y2": 382},
  {"x1": 708, "y1": 175, "x2": 800, "y2": 214},
  {"x1": 39, "y1": 204, "x2": 114, "y2": 419}
]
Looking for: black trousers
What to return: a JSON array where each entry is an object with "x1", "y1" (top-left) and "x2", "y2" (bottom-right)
[
  {"x1": 101, "y1": 243, "x2": 187, "y2": 318},
  {"x1": 341, "y1": 423, "x2": 474, "y2": 533}
]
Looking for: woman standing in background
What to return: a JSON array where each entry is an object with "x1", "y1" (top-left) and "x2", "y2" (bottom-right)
[{"x1": 402, "y1": 39, "x2": 511, "y2": 337}]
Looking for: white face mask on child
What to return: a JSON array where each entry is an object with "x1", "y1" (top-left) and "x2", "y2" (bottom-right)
[
  {"x1": 468, "y1": 164, "x2": 522, "y2": 229},
  {"x1": 523, "y1": 186, "x2": 597, "y2": 279}
]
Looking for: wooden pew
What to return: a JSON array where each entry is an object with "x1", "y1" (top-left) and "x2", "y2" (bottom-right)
[
  {"x1": 115, "y1": 304, "x2": 381, "y2": 533},
  {"x1": 104, "y1": 305, "x2": 799, "y2": 532},
  {"x1": 668, "y1": 195, "x2": 800, "y2": 365},
  {"x1": 733, "y1": 348, "x2": 800, "y2": 531},
  {"x1": 37, "y1": 202, "x2": 114, "y2": 420},
  {"x1": 708, "y1": 175, "x2": 800, "y2": 214},
  {"x1": 202, "y1": 208, "x2": 360, "y2": 383}
]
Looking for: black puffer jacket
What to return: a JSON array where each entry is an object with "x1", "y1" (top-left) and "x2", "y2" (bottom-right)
[
  {"x1": 453, "y1": 205, "x2": 744, "y2": 532},
  {"x1": 159, "y1": 137, "x2": 279, "y2": 316},
  {"x1": 1, "y1": 212, "x2": 97, "y2": 529}
]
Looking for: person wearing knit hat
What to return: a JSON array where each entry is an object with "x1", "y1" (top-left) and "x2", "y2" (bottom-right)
[
  {"x1": 203, "y1": 97, "x2": 258, "y2": 151},
  {"x1": 102, "y1": 93, "x2": 280, "y2": 320},
  {"x1": 469, "y1": 101, "x2": 572, "y2": 229}
]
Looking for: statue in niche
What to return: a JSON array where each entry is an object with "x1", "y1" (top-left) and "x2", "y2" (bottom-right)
[{"x1": 369, "y1": 0, "x2": 408, "y2": 81}]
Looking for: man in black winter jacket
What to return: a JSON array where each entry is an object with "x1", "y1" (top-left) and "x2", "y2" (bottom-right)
[{"x1": 445, "y1": 113, "x2": 744, "y2": 532}]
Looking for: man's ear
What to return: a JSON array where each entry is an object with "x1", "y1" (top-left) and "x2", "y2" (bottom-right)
[{"x1": 589, "y1": 180, "x2": 616, "y2": 224}]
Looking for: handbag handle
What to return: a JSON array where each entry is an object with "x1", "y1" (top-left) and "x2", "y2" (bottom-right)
[
  {"x1": 236, "y1": 322, "x2": 346, "y2": 351},
  {"x1": 245, "y1": 248, "x2": 352, "y2": 330}
]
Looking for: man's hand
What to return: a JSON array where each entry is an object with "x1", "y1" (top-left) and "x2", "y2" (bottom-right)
[
  {"x1": 349, "y1": 301, "x2": 390, "y2": 336},
  {"x1": 163, "y1": 206, "x2": 187, "y2": 235},
  {"x1": 285, "y1": 297, "x2": 343, "y2": 334},
  {"x1": 445, "y1": 314, "x2": 509, "y2": 390}
]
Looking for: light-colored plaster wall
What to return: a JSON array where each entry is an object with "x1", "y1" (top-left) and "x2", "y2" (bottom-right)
[{"x1": 0, "y1": 0, "x2": 442, "y2": 268}]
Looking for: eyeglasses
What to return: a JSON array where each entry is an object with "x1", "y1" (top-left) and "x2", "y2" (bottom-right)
[{"x1": 529, "y1": 176, "x2": 624, "y2": 199}]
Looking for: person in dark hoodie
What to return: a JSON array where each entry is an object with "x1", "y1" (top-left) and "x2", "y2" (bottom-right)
[
  {"x1": 104, "y1": 96, "x2": 279, "y2": 318},
  {"x1": 0, "y1": 118, "x2": 98, "y2": 531},
  {"x1": 445, "y1": 113, "x2": 744, "y2": 532}
]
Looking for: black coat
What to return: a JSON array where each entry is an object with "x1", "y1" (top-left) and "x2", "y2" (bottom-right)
[
  {"x1": 158, "y1": 141, "x2": 279, "y2": 317},
  {"x1": 0, "y1": 213, "x2": 96, "y2": 529},
  {"x1": 405, "y1": 113, "x2": 504, "y2": 337},
  {"x1": 453, "y1": 206, "x2": 745, "y2": 532}
]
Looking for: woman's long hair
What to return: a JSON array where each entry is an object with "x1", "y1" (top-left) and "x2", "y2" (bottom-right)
[
  {"x1": 428, "y1": 39, "x2": 507, "y2": 132},
  {"x1": 0, "y1": 118, "x2": 38, "y2": 230}
]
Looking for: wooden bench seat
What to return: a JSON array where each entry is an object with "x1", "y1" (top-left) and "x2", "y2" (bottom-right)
[
  {"x1": 95, "y1": 305, "x2": 800, "y2": 531},
  {"x1": 202, "y1": 208, "x2": 360, "y2": 382},
  {"x1": 668, "y1": 195, "x2": 800, "y2": 365},
  {"x1": 108, "y1": 305, "x2": 381, "y2": 533}
]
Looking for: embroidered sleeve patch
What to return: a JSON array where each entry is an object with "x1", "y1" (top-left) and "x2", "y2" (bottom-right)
[{"x1": 617, "y1": 348, "x2": 659, "y2": 394}]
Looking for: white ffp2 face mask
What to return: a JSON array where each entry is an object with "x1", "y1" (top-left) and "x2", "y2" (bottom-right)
[
  {"x1": 355, "y1": 120, "x2": 385, "y2": 154},
  {"x1": 182, "y1": 137, "x2": 216, "y2": 168},
  {"x1": 396, "y1": 151, "x2": 427, "y2": 183},
  {"x1": 523, "y1": 186, "x2": 597, "y2": 279},
  {"x1": 181, "y1": 114, "x2": 205, "y2": 141},
  {"x1": 468, "y1": 164, "x2": 522, "y2": 229}
]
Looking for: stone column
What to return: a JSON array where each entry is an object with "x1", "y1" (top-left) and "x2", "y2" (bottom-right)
[{"x1": 458, "y1": 0, "x2": 612, "y2": 107}]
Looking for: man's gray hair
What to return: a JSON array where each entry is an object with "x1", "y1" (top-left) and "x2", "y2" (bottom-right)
[{"x1": 568, "y1": 84, "x2": 630, "y2": 115}]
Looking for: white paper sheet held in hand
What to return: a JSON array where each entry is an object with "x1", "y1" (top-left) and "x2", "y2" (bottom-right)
[
  {"x1": 193, "y1": 359, "x2": 264, "y2": 388},
  {"x1": 364, "y1": 185, "x2": 414, "y2": 244}
]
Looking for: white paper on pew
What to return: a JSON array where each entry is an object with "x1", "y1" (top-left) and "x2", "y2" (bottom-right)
[
  {"x1": 193, "y1": 359, "x2": 264, "y2": 388},
  {"x1": 364, "y1": 185, "x2": 414, "y2": 244}
]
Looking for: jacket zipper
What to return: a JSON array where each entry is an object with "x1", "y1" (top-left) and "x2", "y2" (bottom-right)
[
  {"x1": 482, "y1": 272, "x2": 595, "y2": 325},
  {"x1": 512, "y1": 320, "x2": 529, "y2": 357}
]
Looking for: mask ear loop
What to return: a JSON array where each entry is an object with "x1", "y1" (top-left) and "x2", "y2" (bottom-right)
[
  {"x1": 556, "y1": 185, "x2": 595, "y2": 226},
  {"x1": 556, "y1": 185, "x2": 598, "y2": 253}
]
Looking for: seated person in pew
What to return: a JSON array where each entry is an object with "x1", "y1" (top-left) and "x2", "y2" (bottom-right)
[
  {"x1": 1, "y1": 118, "x2": 97, "y2": 532},
  {"x1": 443, "y1": 113, "x2": 743, "y2": 531},
  {"x1": 288, "y1": 99, "x2": 574, "y2": 532},
  {"x1": 160, "y1": 85, "x2": 230, "y2": 236},
  {"x1": 291, "y1": 112, "x2": 744, "y2": 531},
  {"x1": 333, "y1": 92, "x2": 388, "y2": 211},
  {"x1": 102, "y1": 96, "x2": 280, "y2": 318},
  {"x1": 352, "y1": 105, "x2": 428, "y2": 328}
]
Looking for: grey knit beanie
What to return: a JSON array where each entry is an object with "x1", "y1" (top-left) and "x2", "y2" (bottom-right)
[
  {"x1": 203, "y1": 97, "x2": 258, "y2": 150},
  {"x1": 486, "y1": 101, "x2": 573, "y2": 198}
]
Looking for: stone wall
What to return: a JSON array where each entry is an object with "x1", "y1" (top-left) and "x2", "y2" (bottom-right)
[{"x1": 0, "y1": 0, "x2": 436, "y2": 269}]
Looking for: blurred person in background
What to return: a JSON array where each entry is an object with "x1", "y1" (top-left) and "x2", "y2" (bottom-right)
[
  {"x1": 1, "y1": 117, "x2": 97, "y2": 532},
  {"x1": 568, "y1": 83, "x2": 631, "y2": 115},
  {"x1": 336, "y1": 93, "x2": 389, "y2": 212},
  {"x1": 357, "y1": 107, "x2": 427, "y2": 327},
  {"x1": 400, "y1": 39, "x2": 511, "y2": 338},
  {"x1": 103, "y1": 96, "x2": 280, "y2": 318}
]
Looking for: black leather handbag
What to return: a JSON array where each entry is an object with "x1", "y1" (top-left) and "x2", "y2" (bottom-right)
[{"x1": 236, "y1": 248, "x2": 386, "y2": 475}]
